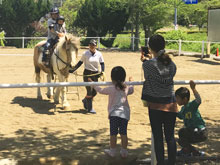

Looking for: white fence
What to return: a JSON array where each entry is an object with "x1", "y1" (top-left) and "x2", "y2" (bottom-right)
[
  {"x1": 1, "y1": 36, "x2": 220, "y2": 58},
  {"x1": 0, "y1": 80, "x2": 219, "y2": 165},
  {"x1": 1, "y1": 80, "x2": 220, "y2": 89}
]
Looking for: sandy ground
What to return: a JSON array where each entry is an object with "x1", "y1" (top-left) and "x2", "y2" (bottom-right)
[{"x1": 0, "y1": 48, "x2": 220, "y2": 165}]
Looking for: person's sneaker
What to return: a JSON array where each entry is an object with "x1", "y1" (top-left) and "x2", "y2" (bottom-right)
[
  {"x1": 192, "y1": 150, "x2": 205, "y2": 156},
  {"x1": 120, "y1": 148, "x2": 128, "y2": 158},
  {"x1": 104, "y1": 148, "x2": 116, "y2": 157},
  {"x1": 88, "y1": 109, "x2": 96, "y2": 114},
  {"x1": 177, "y1": 148, "x2": 192, "y2": 157},
  {"x1": 82, "y1": 98, "x2": 87, "y2": 110}
]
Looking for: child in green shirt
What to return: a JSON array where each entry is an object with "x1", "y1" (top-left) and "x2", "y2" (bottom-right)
[{"x1": 175, "y1": 80, "x2": 208, "y2": 156}]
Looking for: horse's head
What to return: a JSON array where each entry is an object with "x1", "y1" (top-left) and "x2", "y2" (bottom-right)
[{"x1": 58, "y1": 33, "x2": 80, "y2": 65}]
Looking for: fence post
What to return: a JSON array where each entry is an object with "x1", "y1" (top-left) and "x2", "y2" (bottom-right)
[
  {"x1": 207, "y1": 41, "x2": 211, "y2": 57},
  {"x1": 201, "y1": 40, "x2": 205, "y2": 60},
  {"x1": 132, "y1": 36, "x2": 135, "y2": 51},
  {"x1": 178, "y1": 39, "x2": 182, "y2": 56},
  {"x1": 97, "y1": 37, "x2": 100, "y2": 50},
  {"x1": 22, "y1": 37, "x2": 25, "y2": 48}
]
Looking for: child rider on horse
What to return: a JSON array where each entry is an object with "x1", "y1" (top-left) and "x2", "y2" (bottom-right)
[{"x1": 42, "y1": 8, "x2": 66, "y2": 67}]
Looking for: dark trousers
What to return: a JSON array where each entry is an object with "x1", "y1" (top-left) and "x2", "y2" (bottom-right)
[
  {"x1": 149, "y1": 109, "x2": 177, "y2": 165},
  {"x1": 82, "y1": 69, "x2": 99, "y2": 111},
  {"x1": 44, "y1": 38, "x2": 57, "y2": 52},
  {"x1": 83, "y1": 69, "x2": 99, "y2": 97},
  {"x1": 178, "y1": 127, "x2": 208, "y2": 150},
  {"x1": 42, "y1": 38, "x2": 58, "y2": 61}
]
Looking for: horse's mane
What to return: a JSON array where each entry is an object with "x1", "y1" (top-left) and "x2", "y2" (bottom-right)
[{"x1": 57, "y1": 33, "x2": 80, "y2": 51}]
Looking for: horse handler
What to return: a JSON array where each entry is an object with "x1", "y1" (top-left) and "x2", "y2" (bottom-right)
[{"x1": 69, "y1": 39, "x2": 105, "y2": 114}]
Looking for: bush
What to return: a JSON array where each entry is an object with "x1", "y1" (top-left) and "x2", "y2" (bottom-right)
[
  {"x1": 113, "y1": 34, "x2": 131, "y2": 49},
  {"x1": 0, "y1": 31, "x2": 5, "y2": 46},
  {"x1": 26, "y1": 39, "x2": 45, "y2": 48},
  {"x1": 160, "y1": 30, "x2": 207, "y2": 53},
  {"x1": 210, "y1": 43, "x2": 220, "y2": 55},
  {"x1": 26, "y1": 32, "x2": 46, "y2": 48},
  {"x1": 161, "y1": 30, "x2": 188, "y2": 41}
]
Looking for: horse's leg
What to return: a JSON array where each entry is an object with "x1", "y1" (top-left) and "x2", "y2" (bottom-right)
[
  {"x1": 34, "y1": 42, "x2": 45, "y2": 100},
  {"x1": 57, "y1": 74, "x2": 70, "y2": 110},
  {"x1": 46, "y1": 73, "x2": 53, "y2": 99},
  {"x1": 35, "y1": 66, "x2": 42, "y2": 100},
  {"x1": 54, "y1": 86, "x2": 60, "y2": 104},
  {"x1": 34, "y1": 45, "x2": 42, "y2": 100},
  {"x1": 54, "y1": 76, "x2": 60, "y2": 104}
]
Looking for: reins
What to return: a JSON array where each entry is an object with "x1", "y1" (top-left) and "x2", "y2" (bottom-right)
[
  {"x1": 54, "y1": 47, "x2": 72, "y2": 72},
  {"x1": 53, "y1": 36, "x2": 106, "y2": 81},
  {"x1": 73, "y1": 72, "x2": 106, "y2": 81}
]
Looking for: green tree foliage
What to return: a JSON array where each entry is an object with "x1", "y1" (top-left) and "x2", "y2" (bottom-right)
[
  {"x1": 177, "y1": 2, "x2": 206, "y2": 28},
  {"x1": 127, "y1": 0, "x2": 173, "y2": 49},
  {"x1": 59, "y1": 0, "x2": 85, "y2": 33},
  {"x1": 178, "y1": 0, "x2": 220, "y2": 29},
  {"x1": 142, "y1": 0, "x2": 173, "y2": 37},
  {"x1": 126, "y1": 0, "x2": 143, "y2": 50},
  {"x1": 0, "y1": 0, "x2": 51, "y2": 47},
  {"x1": 0, "y1": 31, "x2": 5, "y2": 46},
  {"x1": 74, "y1": 0, "x2": 130, "y2": 47}
]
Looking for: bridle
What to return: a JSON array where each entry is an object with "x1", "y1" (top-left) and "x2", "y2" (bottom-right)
[{"x1": 53, "y1": 40, "x2": 74, "y2": 71}]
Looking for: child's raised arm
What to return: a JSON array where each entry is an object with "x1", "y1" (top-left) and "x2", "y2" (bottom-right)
[
  {"x1": 128, "y1": 76, "x2": 134, "y2": 95},
  {"x1": 190, "y1": 80, "x2": 201, "y2": 104},
  {"x1": 88, "y1": 78, "x2": 112, "y2": 95}
]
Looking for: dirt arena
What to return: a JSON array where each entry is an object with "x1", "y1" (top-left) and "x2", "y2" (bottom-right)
[{"x1": 0, "y1": 48, "x2": 220, "y2": 165}]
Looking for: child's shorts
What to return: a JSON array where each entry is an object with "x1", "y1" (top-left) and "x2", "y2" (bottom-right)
[{"x1": 109, "y1": 116, "x2": 128, "y2": 136}]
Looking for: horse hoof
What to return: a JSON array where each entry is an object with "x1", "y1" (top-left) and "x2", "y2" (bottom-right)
[
  {"x1": 54, "y1": 100, "x2": 59, "y2": 104},
  {"x1": 47, "y1": 94, "x2": 53, "y2": 99},
  {"x1": 37, "y1": 96, "x2": 43, "y2": 100}
]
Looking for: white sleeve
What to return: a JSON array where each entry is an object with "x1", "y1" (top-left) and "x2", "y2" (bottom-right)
[
  {"x1": 80, "y1": 52, "x2": 86, "y2": 63},
  {"x1": 99, "y1": 52, "x2": 104, "y2": 63}
]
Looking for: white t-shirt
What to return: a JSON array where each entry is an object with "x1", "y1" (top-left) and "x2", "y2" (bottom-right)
[{"x1": 80, "y1": 50, "x2": 104, "y2": 72}]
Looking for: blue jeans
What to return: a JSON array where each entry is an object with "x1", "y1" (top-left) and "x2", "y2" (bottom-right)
[{"x1": 149, "y1": 109, "x2": 177, "y2": 165}]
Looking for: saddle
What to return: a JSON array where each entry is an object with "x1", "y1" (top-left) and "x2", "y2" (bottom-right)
[{"x1": 38, "y1": 43, "x2": 58, "y2": 80}]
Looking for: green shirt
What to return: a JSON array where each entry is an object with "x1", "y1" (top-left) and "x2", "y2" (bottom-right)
[{"x1": 177, "y1": 100, "x2": 205, "y2": 129}]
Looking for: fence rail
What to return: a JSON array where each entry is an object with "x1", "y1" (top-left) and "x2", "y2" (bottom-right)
[
  {"x1": 1, "y1": 80, "x2": 220, "y2": 89},
  {"x1": 1, "y1": 36, "x2": 220, "y2": 58}
]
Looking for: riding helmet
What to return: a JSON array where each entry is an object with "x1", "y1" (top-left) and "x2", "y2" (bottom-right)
[
  {"x1": 50, "y1": 7, "x2": 59, "y2": 14},
  {"x1": 89, "y1": 39, "x2": 97, "y2": 46},
  {"x1": 57, "y1": 15, "x2": 65, "y2": 22}
]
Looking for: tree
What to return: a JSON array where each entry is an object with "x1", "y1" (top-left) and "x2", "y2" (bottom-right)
[
  {"x1": 74, "y1": 0, "x2": 130, "y2": 47},
  {"x1": 127, "y1": 0, "x2": 173, "y2": 48},
  {"x1": 0, "y1": 0, "x2": 51, "y2": 47},
  {"x1": 191, "y1": 0, "x2": 220, "y2": 30},
  {"x1": 177, "y1": 0, "x2": 220, "y2": 29},
  {"x1": 127, "y1": 0, "x2": 143, "y2": 50},
  {"x1": 142, "y1": 1, "x2": 173, "y2": 45},
  {"x1": 59, "y1": 0, "x2": 85, "y2": 33}
]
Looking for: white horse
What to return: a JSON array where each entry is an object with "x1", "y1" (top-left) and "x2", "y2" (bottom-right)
[{"x1": 33, "y1": 34, "x2": 80, "y2": 110}]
